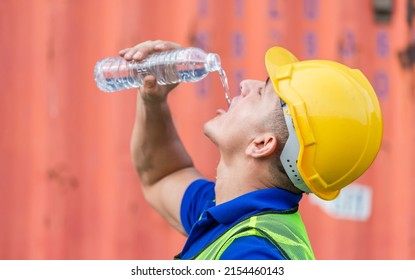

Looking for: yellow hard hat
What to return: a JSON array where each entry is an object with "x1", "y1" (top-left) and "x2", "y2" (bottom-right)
[{"x1": 265, "y1": 46, "x2": 383, "y2": 200}]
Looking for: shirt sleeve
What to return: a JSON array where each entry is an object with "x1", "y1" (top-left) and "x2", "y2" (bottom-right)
[
  {"x1": 180, "y1": 179, "x2": 216, "y2": 235},
  {"x1": 219, "y1": 236, "x2": 286, "y2": 260}
]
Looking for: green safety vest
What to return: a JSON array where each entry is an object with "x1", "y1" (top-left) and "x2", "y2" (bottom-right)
[{"x1": 177, "y1": 210, "x2": 315, "y2": 260}]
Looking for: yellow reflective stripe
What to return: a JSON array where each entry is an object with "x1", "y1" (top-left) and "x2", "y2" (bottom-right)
[
  {"x1": 217, "y1": 228, "x2": 260, "y2": 259},
  {"x1": 248, "y1": 215, "x2": 257, "y2": 228}
]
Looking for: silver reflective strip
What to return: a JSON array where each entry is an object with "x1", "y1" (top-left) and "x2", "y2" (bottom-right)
[{"x1": 280, "y1": 105, "x2": 311, "y2": 193}]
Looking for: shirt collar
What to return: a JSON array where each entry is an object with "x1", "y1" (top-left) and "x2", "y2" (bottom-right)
[{"x1": 206, "y1": 188, "x2": 302, "y2": 225}]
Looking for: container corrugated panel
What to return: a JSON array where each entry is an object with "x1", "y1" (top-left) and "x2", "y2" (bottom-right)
[{"x1": 0, "y1": 0, "x2": 414, "y2": 259}]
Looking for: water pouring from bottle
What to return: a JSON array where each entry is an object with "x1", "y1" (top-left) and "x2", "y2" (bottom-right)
[
  {"x1": 218, "y1": 68, "x2": 231, "y2": 107},
  {"x1": 94, "y1": 47, "x2": 234, "y2": 107}
]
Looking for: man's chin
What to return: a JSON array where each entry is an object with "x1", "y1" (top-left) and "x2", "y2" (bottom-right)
[{"x1": 203, "y1": 122, "x2": 218, "y2": 146}]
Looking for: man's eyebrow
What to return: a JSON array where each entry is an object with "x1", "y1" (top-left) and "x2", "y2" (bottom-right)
[
  {"x1": 263, "y1": 77, "x2": 271, "y2": 92},
  {"x1": 265, "y1": 77, "x2": 270, "y2": 87}
]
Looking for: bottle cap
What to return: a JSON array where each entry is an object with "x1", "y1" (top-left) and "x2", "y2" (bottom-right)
[{"x1": 206, "y1": 53, "x2": 221, "y2": 72}]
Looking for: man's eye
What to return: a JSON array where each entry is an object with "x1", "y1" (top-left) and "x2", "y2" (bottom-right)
[{"x1": 258, "y1": 88, "x2": 263, "y2": 96}]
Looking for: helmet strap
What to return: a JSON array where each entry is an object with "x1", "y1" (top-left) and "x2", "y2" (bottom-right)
[{"x1": 280, "y1": 104, "x2": 311, "y2": 194}]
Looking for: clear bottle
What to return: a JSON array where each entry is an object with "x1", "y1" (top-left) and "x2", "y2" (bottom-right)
[{"x1": 94, "y1": 47, "x2": 221, "y2": 92}]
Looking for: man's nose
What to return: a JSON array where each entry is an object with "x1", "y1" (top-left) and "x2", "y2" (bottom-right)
[{"x1": 239, "y1": 80, "x2": 253, "y2": 97}]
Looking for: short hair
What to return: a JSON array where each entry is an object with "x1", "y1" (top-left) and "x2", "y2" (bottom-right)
[{"x1": 267, "y1": 99, "x2": 297, "y2": 191}]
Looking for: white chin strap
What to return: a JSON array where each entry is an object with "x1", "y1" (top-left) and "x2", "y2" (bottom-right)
[{"x1": 280, "y1": 104, "x2": 311, "y2": 194}]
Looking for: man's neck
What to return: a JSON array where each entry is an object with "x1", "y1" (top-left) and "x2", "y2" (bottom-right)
[{"x1": 214, "y1": 156, "x2": 274, "y2": 205}]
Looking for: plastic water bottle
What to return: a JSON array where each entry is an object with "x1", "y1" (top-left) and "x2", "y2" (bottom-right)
[{"x1": 94, "y1": 47, "x2": 222, "y2": 92}]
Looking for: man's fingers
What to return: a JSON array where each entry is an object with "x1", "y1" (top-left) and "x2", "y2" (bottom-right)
[
  {"x1": 154, "y1": 41, "x2": 182, "y2": 51},
  {"x1": 120, "y1": 40, "x2": 182, "y2": 61}
]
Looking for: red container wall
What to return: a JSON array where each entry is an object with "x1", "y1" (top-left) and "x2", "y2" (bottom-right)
[{"x1": 1, "y1": 0, "x2": 414, "y2": 259}]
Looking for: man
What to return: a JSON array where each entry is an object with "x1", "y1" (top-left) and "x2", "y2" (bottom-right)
[{"x1": 120, "y1": 40, "x2": 383, "y2": 259}]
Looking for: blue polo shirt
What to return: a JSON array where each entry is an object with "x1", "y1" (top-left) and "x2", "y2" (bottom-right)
[{"x1": 179, "y1": 179, "x2": 303, "y2": 260}]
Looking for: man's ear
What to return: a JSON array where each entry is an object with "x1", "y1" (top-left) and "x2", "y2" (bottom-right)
[{"x1": 245, "y1": 133, "x2": 277, "y2": 158}]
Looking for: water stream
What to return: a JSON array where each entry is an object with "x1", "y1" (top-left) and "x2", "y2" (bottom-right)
[{"x1": 218, "y1": 68, "x2": 231, "y2": 107}]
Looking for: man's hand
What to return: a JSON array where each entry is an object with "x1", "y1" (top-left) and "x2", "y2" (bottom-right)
[{"x1": 119, "y1": 40, "x2": 182, "y2": 101}]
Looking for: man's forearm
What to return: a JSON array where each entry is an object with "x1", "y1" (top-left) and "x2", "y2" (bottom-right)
[{"x1": 130, "y1": 94, "x2": 194, "y2": 187}]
